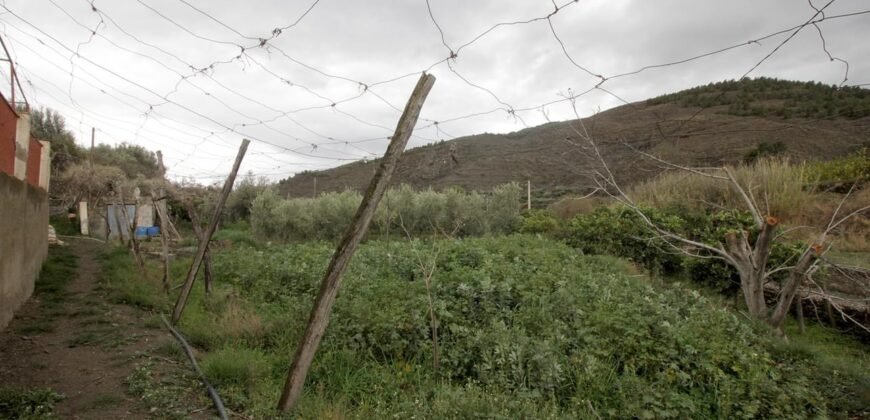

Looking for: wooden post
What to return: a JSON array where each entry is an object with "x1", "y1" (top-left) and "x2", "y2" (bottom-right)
[
  {"x1": 794, "y1": 296, "x2": 805, "y2": 334},
  {"x1": 527, "y1": 180, "x2": 531, "y2": 210},
  {"x1": 117, "y1": 187, "x2": 145, "y2": 273},
  {"x1": 155, "y1": 151, "x2": 182, "y2": 241},
  {"x1": 186, "y1": 202, "x2": 214, "y2": 295},
  {"x1": 153, "y1": 191, "x2": 171, "y2": 293},
  {"x1": 171, "y1": 139, "x2": 250, "y2": 324},
  {"x1": 277, "y1": 72, "x2": 436, "y2": 412},
  {"x1": 89, "y1": 127, "x2": 95, "y2": 169}
]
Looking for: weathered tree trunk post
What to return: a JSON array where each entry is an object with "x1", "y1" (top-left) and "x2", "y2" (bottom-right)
[
  {"x1": 186, "y1": 203, "x2": 214, "y2": 295},
  {"x1": 117, "y1": 187, "x2": 146, "y2": 273},
  {"x1": 794, "y1": 296, "x2": 805, "y2": 334},
  {"x1": 277, "y1": 73, "x2": 436, "y2": 413},
  {"x1": 152, "y1": 191, "x2": 171, "y2": 293},
  {"x1": 171, "y1": 139, "x2": 250, "y2": 324}
]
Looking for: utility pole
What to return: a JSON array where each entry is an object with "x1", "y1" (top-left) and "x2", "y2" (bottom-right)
[{"x1": 313, "y1": 176, "x2": 317, "y2": 198}]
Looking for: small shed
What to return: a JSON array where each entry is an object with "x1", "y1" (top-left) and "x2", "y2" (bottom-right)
[{"x1": 106, "y1": 202, "x2": 154, "y2": 240}]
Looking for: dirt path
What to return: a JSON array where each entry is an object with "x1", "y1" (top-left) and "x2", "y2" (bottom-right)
[{"x1": 0, "y1": 240, "x2": 169, "y2": 419}]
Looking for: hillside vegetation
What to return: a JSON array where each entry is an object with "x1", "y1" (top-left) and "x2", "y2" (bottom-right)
[
  {"x1": 647, "y1": 77, "x2": 870, "y2": 119},
  {"x1": 277, "y1": 78, "x2": 869, "y2": 202}
]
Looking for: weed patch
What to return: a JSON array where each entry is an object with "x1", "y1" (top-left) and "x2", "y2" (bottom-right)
[{"x1": 0, "y1": 386, "x2": 64, "y2": 419}]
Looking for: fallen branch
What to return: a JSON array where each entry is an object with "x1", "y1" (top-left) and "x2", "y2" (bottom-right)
[{"x1": 160, "y1": 314, "x2": 228, "y2": 420}]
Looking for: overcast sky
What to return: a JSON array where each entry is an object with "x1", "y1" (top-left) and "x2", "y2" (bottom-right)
[{"x1": 1, "y1": 0, "x2": 867, "y2": 183}]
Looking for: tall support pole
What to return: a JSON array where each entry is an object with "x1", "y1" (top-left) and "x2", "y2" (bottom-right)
[
  {"x1": 277, "y1": 73, "x2": 436, "y2": 413},
  {"x1": 153, "y1": 191, "x2": 171, "y2": 293},
  {"x1": 117, "y1": 187, "x2": 145, "y2": 273},
  {"x1": 90, "y1": 127, "x2": 95, "y2": 169},
  {"x1": 185, "y1": 203, "x2": 214, "y2": 295},
  {"x1": 171, "y1": 139, "x2": 250, "y2": 324}
]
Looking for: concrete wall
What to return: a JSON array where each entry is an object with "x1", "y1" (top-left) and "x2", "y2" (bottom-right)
[
  {"x1": 13, "y1": 112, "x2": 31, "y2": 180},
  {"x1": 0, "y1": 171, "x2": 49, "y2": 330}
]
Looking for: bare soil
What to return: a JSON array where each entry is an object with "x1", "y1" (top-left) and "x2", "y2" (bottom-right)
[{"x1": 0, "y1": 240, "x2": 177, "y2": 419}]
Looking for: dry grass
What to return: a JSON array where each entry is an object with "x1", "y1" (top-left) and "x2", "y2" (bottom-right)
[
  {"x1": 549, "y1": 196, "x2": 612, "y2": 219},
  {"x1": 213, "y1": 293, "x2": 265, "y2": 343},
  {"x1": 552, "y1": 158, "x2": 869, "y2": 252},
  {"x1": 629, "y1": 158, "x2": 813, "y2": 221}
]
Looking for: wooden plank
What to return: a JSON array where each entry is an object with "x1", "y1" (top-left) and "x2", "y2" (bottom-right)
[
  {"x1": 171, "y1": 139, "x2": 250, "y2": 324},
  {"x1": 277, "y1": 72, "x2": 436, "y2": 412}
]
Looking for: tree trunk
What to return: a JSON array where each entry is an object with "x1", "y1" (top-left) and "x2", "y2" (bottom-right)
[
  {"x1": 767, "y1": 247, "x2": 817, "y2": 329},
  {"x1": 726, "y1": 231, "x2": 767, "y2": 319}
]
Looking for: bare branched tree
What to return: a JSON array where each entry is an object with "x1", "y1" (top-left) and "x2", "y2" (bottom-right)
[{"x1": 562, "y1": 96, "x2": 869, "y2": 333}]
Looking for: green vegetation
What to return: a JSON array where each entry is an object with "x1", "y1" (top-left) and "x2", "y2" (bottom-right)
[
  {"x1": 805, "y1": 148, "x2": 869, "y2": 185},
  {"x1": 126, "y1": 362, "x2": 203, "y2": 420},
  {"x1": 14, "y1": 245, "x2": 78, "y2": 335},
  {"x1": 251, "y1": 183, "x2": 523, "y2": 242},
  {"x1": 744, "y1": 141, "x2": 786, "y2": 163},
  {"x1": 99, "y1": 236, "x2": 870, "y2": 418},
  {"x1": 0, "y1": 386, "x2": 64, "y2": 419},
  {"x1": 563, "y1": 206, "x2": 803, "y2": 293},
  {"x1": 780, "y1": 323, "x2": 870, "y2": 418},
  {"x1": 30, "y1": 108, "x2": 83, "y2": 176},
  {"x1": 647, "y1": 77, "x2": 870, "y2": 119}
]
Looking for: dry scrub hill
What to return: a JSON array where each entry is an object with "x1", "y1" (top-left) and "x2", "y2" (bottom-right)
[{"x1": 278, "y1": 79, "x2": 870, "y2": 201}]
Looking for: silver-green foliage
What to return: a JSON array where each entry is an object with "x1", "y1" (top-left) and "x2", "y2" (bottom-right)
[{"x1": 251, "y1": 183, "x2": 523, "y2": 241}]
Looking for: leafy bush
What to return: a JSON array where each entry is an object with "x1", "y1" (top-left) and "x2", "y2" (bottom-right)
[
  {"x1": 209, "y1": 236, "x2": 827, "y2": 418},
  {"x1": 563, "y1": 206, "x2": 803, "y2": 292},
  {"x1": 0, "y1": 387, "x2": 64, "y2": 418},
  {"x1": 564, "y1": 206, "x2": 685, "y2": 276},
  {"x1": 744, "y1": 141, "x2": 786, "y2": 163},
  {"x1": 805, "y1": 148, "x2": 869, "y2": 186},
  {"x1": 519, "y1": 209, "x2": 559, "y2": 234}
]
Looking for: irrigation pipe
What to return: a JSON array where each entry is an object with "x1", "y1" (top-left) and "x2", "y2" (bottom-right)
[
  {"x1": 160, "y1": 314, "x2": 229, "y2": 420},
  {"x1": 57, "y1": 235, "x2": 106, "y2": 243}
]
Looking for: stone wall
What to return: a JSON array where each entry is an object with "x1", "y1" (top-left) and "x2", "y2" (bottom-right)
[{"x1": 0, "y1": 171, "x2": 48, "y2": 329}]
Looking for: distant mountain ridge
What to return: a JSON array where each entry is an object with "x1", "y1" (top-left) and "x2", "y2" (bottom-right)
[{"x1": 277, "y1": 78, "x2": 870, "y2": 203}]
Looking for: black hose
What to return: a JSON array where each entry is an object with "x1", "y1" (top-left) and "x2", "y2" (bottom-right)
[{"x1": 160, "y1": 314, "x2": 229, "y2": 420}]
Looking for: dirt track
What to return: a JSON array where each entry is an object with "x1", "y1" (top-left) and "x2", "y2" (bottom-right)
[{"x1": 0, "y1": 240, "x2": 160, "y2": 419}]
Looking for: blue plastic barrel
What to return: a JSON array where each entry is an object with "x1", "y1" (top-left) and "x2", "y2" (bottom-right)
[
  {"x1": 135, "y1": 226, "x2": 149, "y2": 238},
  {"x1": 147, "y1": 226, "x2": 160, "y2": 236}
]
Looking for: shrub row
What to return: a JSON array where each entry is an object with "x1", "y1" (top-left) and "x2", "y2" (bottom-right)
[{"x1": 250, "y1": 183, "x2": 523, "y2": 242}]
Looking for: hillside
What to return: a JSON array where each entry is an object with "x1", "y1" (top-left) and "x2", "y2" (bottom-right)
[{"x1": 277, "y1": 78, "x2": 870, "y2": 202}]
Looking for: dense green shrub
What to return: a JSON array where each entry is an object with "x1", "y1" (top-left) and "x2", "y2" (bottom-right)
[
  {"x1": 519, "y1": 209, "x2": 559, "y2": 234},
  {"x1": 250, "y1": 183, "x2": 523, "y2": 241},
  {"x1": 564, "y1": 206, "x2": 686, "y2": 276},
  {"x1": 211, "y1": 236, "x2": 826, "y2": 418},
  {"x1": 744, "y1": 141, "x2": 787, "y2": 163},
  {"x1": 805, "y1": 148, "x2": 869, "y2": 185},
  {"x1": 563, "y1": 206, "x2": 802, "y2": 292}
]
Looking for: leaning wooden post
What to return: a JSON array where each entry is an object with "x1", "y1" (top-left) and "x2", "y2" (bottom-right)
[
  {"x1": 186, "y1": 202, "x2": 215, "y2": 295},
  {"x1": 152, "y1": 191, "x2": 171, "y2": 293},
  {"x1": 171, "y1": 139, "x2": 250, "y2": 324},
  {"x1": 117, "y1": 187, "x2": 146, "y2": 273},
  {"x1": 277, "y1": 72, "x2": 436, "y2": 412}
]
